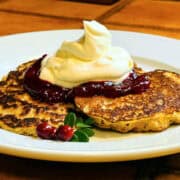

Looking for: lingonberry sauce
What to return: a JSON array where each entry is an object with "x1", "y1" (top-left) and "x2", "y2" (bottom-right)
[
  {"x1": 23, "y1": 55, "x2": 150, "y2": 103},
  {"x1": 24, "y1": 55, "x2": 70, "y2": 102}
]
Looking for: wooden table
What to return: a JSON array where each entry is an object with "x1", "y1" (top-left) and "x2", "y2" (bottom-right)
[{"x1": 0, "y1": 0, "x2": 179, "y2": 179}]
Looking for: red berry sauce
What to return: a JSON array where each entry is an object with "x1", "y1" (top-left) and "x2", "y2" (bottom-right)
[{"x1": 24, "y1": 55, "x2": 150, "y2": 103}]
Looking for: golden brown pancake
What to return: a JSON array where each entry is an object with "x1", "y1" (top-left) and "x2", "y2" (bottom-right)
[
  {"x1": 0, "y1": 60, "x2": 71, "y2": 137},
  {"x1": 75, "y1": 70, "x2": 180, "y2": 132},
  {"x1": 1, "y1": 59, "x2": 179, "y2": 136}
]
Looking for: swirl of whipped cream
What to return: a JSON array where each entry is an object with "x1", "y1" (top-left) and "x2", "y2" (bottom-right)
[{"x1": 40, "y1": 20, "x2": 134, "y2": 88}]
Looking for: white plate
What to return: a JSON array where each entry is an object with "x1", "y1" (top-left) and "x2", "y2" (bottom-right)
[{"x1": 0, "y1": 30, "x2": 179, "y2": 162}]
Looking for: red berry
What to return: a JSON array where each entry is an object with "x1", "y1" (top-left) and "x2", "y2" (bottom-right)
[
  {"x1": 36, "y1": 122, "x2": 56, "y2": 139},
  {"x1": 56, "y1": 125, "x2": 74, "y2": 141}
]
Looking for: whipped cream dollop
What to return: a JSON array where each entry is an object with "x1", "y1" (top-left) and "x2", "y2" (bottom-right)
[{"x1": 40, "y1": 20, "x2": 134, "y2": 88}]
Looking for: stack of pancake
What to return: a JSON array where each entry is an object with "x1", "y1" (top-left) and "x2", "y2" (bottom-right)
[{"x1": 0, "y1": 60, "x2": 179, "y2": 137}]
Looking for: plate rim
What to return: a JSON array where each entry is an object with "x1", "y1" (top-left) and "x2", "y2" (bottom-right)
[
  {"x1": 0, "y1": 140, "x2": 179, "y2": 162},
  {"x1": 0, "y1": 29, "x2": 179, "y2": 41}
]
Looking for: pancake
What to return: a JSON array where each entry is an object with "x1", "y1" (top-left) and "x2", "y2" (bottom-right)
[
  {"x1": 75, "y1": 70, "x2": 180, "y2": 132},
  {"x1": 0, "y1": 60, "x2": 71, "y2": 137}
]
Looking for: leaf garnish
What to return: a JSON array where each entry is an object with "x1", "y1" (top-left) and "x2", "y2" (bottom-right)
[
  {"x1": 76, "y1": 122, "x2": 91, "y2": 128},
  {"x1": 74, "y1": 130, "x2": 89, "y2": 142},
  {"x1": 64, "y1": 112, "x2": 95, "y2": 142},
  {"x1": 64, "y1": 112, "x2": 76, "y2": 127},
  {"x1": 79, "y1": 128, "x2": 95, "y2": 137},
  {"x1": 84, "y1": 117, "x2": 95, "y2": 125}
]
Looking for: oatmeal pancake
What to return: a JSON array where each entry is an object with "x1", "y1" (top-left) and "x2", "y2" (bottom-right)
[
  {"x1": 0, "y1": 60, "x2": 72, "y2": 137},
  {"x1": 75, "y1": 70, "x2": 180, "y2": 132}
]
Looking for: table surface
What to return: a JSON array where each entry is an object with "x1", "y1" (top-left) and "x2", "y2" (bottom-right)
[{"x1": 0, "y1": 0, "x2": 180, "y2": 179}]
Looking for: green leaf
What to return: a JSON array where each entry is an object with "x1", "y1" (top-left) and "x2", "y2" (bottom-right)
[
  {"x1": 64, "y1": 112, "x2": 76, "y2": 127},
  {"x1": 84, "y1": 118, "x2": 94, "y2": 125},
  {"x1": 74, "y1": 130, "x2": 89, "y2": 142},
  {"x1": 64, "y1": 112, "x2": 95, "y2": 142},
  {"x1": 76, "y1": 122, "x2": 91, "y2": 128},
  {"x1": 76, "y1": 117, "x2": 83, "y2": 124},
  {"x1": 70, "y1": 134, "x2": 79, "y2": 142},
  {"x1": 79, "y1": 128, "x2": 95, "y2": 137}
]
